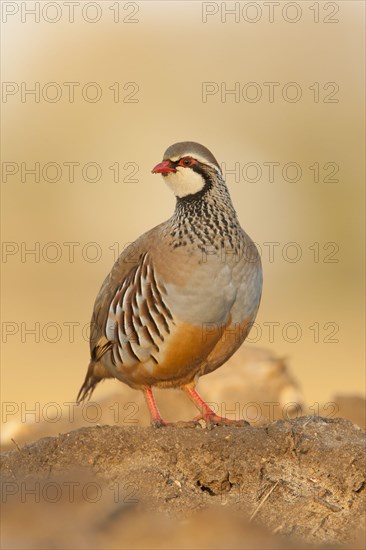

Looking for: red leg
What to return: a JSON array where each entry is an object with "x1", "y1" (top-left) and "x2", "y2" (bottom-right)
[
  {"x1": 143, "y1": 387, "x2": 199, "y2": 428},
  {"x1": 183, "y1": 386, "x2": 249, "y2": 429},
  {"x1": 143, "y1": 386, "x2": 167, "y2": 427}
]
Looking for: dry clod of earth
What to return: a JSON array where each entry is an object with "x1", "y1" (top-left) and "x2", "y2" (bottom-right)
[{"x1": 1, "y1": 416, "x2": 365, "y2": 550}]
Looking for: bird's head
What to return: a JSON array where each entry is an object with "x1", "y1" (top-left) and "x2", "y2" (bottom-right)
[{"x1": 152, "y1": 141, "x2": 221, "y2": 199}]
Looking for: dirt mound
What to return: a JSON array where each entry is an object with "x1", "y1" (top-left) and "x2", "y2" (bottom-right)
[{"x1": 1, "y1": 416, "x2": 365, "y2": 549}]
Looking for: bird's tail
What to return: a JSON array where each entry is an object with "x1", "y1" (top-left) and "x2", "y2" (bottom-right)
[
  {"x1": 77, "y1": 361, "x2": 114, "y2": 403},
  {"x1": 77, "y1": 338, "x2": 115, "y2": 403},
  {"x1": 76, "y1": 362, "x2": 99, "y2": 403}
]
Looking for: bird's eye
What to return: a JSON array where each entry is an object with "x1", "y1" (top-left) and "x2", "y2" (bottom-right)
[{"x1": 181, "y1": 157, "x2": 193, "y2": 167}]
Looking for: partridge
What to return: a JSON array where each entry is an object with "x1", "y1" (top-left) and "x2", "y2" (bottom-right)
[{"x1": 77, "y1": 142, "x2": 262, "y2": 428}]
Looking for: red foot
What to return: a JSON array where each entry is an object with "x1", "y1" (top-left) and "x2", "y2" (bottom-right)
[
  {"x1": 184, "y1": 386, "x2": 250, "y2": 430},
  {"x1": 143, "y1": 386, "x2": 249, "y2": 430}
]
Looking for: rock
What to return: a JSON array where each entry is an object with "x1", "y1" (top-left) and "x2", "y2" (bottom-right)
[{"x1": 1, "y1": 417, "x2": 365, "y2": 549}]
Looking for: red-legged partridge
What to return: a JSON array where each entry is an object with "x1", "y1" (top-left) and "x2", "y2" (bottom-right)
[{"x1": 77, "y1": 142, "x2": 263, "y2": 428}]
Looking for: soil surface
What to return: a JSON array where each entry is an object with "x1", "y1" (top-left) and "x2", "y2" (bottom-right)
[{"x1": 1, "y1": 416, "x2": 365, "y2": 549}]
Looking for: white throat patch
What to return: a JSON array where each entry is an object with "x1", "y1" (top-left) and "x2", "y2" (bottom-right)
[{"x1": 163, "y1": 167, "x2": 206, "y2": 198}]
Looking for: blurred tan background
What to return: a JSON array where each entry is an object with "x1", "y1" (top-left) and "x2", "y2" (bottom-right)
[{"x1": 1, "y1": 1, "x2": 365, "y2": 425}]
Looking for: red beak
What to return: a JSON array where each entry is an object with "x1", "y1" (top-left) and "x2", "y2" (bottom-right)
[{"x1": 152, "y1": 160, "x2": 176, "y2": 174}]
